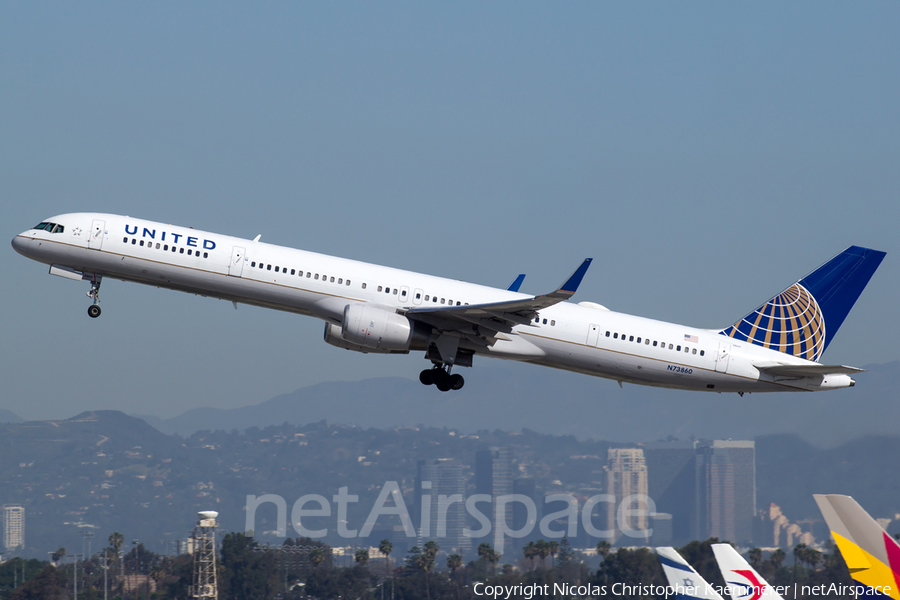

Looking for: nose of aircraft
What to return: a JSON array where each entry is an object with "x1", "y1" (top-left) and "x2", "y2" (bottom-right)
[{"x1": 11, "y1": 233, "x2": 30, "y2": 256}]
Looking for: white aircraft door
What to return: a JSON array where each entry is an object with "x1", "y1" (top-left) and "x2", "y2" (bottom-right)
[
  {"x1": 399, "y1": 286, "x2": 410, "y2": 304},
  {"x1": 228, "y1": 247, "x2": 245, "y2": 277},
  {"x1": 715, "y1": 342, "x2": 731, "y2": 373},
  {"x1": 88, "y1": 219, "x2": 105, "y2": 250},
  {"x1": 587, "y1": 324, "x2": 601, "y2": 346}
]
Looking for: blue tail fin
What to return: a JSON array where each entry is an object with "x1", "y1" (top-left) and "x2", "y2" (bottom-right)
[{"x1": 720, "y1": 246, "x2": 885, "y2": 361}]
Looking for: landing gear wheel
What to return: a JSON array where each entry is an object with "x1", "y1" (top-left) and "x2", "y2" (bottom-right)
[
  {"x1": 433, "y1": 369, "x2": 452, "y2": 392},
  {"x1": 87, "y1": 305, "x2": 102, "y2": 318},
  {"x1": 419, "y1": 369, "x2": 434, "y2": 386},
  {"x1": 449, "y1": 373, "x2": 465, "y2": 390}
]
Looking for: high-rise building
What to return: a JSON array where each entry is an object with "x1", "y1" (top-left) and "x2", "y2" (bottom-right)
[
  {"x1": 605, "y1": 448, "x2": 649, "y2": 544},
  {"x1": 643, "y1": 440, "x2": 698, "y2": 545},
  {"x1": 2, "y1": 505, "x2": 25, "y2": 551},
  {"x1": 474, "y1": 447, "x2": 513, "y2": 554},
  {"x1": 415, "y1": 459, "x2": 470, "y2": 555},
  {"x1": 694, "y1": 440, "x2": 756, "y2": 544}
]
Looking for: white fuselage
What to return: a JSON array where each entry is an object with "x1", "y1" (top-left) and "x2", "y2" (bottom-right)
[{"x1": 12, "y1": 213, "x2": 855, "y2": 393}]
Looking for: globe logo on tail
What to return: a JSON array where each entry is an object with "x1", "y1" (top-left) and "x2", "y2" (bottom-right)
[{"x1": 721, "y1": 283, "x2": 825, "y2": 362}]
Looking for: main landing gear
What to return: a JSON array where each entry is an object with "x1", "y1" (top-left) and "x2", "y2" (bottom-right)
[
  {"x1": 419, "y1": 365, "x2": 465, "y2": 392},
  {"x1": 86, "y1": 279, "x2": 102, "y2": 318}
]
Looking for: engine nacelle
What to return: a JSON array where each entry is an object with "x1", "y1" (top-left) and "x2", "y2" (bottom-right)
[
  {"x1": 323, "y1": 303, "x2": 431, "y2": 353},
  {"x1": 323, "y1": 323, "x2": 407, "y2": 354}
]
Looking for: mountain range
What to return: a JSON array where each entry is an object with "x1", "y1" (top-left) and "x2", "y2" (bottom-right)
[{"x1": 136, "y1": 361, "x2": 900, "y2": 445}]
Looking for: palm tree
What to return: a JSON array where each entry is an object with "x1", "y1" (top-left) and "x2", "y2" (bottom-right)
[
  {"x1": 447, "y1": 553, "x2": 463, "y2": 600},
  {"x1": 548, "y1": 540, "x2": 559, "y2": 568},
  {"x1": 108, "y1": 532, "x2": 124, "y2": 556},
  {"x1": 478, "y1": 542, "x2": 499, "y2": 576},
  {"x1": 355, "y1": 548, "x2": 369, "y2": 566},
  {"x1": 748, "y1": 547, "x2": 763, "y2": 570},
  {"x1": 524, "y1": 542, "x2": 537, "y2": 571},
  {"x1": 379, "y1": 538, "x2": 394, "y2": 598},
  {"x1": 535, "y1": 540, "x2": 550, "y2": 570},
  {"x1": 595, "y1": 540, "x2": 611, "y2": 560},
  {"x1": 310, "y1": 548, "x2": 326, "y2": 569}
]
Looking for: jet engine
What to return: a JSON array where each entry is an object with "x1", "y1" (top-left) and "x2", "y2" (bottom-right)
[{"x1": 323, "y1": 303, "x2": 430, "y2": 353}]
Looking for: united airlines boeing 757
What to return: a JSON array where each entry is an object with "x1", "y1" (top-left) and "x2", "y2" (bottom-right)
[{"x1": 12, "y1": 213, "x2": 885, "y2": 393}]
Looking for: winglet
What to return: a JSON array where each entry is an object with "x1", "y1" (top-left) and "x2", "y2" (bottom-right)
[
  {"x1": 556, "y1": 258, "x2": 592, "y2": 297},
  {"x1": 507, "y1": 274, "x2": 526, "y2": 292}
]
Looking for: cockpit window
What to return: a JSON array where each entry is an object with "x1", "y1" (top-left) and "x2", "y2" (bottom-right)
[{"x1": 32, "y1": 222, "x2": 63, "y2": 233}]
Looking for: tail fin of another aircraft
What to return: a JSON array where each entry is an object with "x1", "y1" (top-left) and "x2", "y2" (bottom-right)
[
  {"x1": 711, "y1": 543, "x2": 785, "y2": 600},
  {"x1": 656, "y1": 547, "x2": 724, "y2": 599},
  {"x1": 814, "y1": 494, "x2": 900, "y2": 597},
  {"x1": 720, "y1": 246, "x2": 886, "y2": 362}
]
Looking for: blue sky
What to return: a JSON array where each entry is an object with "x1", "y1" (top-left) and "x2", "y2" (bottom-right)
[{"x1": 2, "y1": 3, "x2": 899, "y2": 420}]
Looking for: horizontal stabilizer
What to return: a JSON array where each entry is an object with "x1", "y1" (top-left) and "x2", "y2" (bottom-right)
[{"x1": 755, "y1": 364, "x2": 864, "y2": 377}]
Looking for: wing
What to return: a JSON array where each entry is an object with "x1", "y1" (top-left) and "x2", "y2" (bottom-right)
[{"x1": 405, "y1": 258, "x2": 592, "y2": 351}]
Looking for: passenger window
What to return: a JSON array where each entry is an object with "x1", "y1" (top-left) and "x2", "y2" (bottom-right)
[
  {"x1": 692, "y1": 348, "x2": 697, "y2": 355},
  {"x1": 156, "y1": 243, "x2": 160, "y2": 249},
  {"x1": 316, "y1": 274, "x2": 320, "y2": 280},
  {"x1": 629, "y1": 335, "x2": 634, "y2": 342},
  {"x1": 677, "y1": 345, "x2": 681, "y2": 351},
  {"x1": 393, "y1": 289, "x2": 398, "y2": 295},
  {"x1": 298, "y1": 271, "x2": 303, "y2": 276},
  {"x1": 653, "y1": 341, "x2": 657, "y2": 347},
  {"x1": 457, "y1": 301, "x2": 461, "y2": 306},
  {"x1": 361, "y1": 283, "x2": 367, "y2": 289},
  {"x1": 685, "y1": 347, "x2": 690, "y2": 353},
  {"x1": 338, "y1": 278, "x2": 342, "y2": 284},
  {"x1": 377, "y1": 285, "x2": 382, "y2": 291},
  {"x1": 140, "y1": 240, "x2": 144, "y2": 246},
  {"x1": 346, "y1": 280, "x2": 351, "y2": 286},
  {"x1": 441, "y1": 298, "x2": 445, "y2": 304},
  {"x1": 447, "y1": 298, "x2": 451, "y2": 303},
  {"x1": 306, "y1": 273, "x2": 311, "y2": 278},
  {"x1": 542, "y1": 318, "x2": 548, "y2": 324},
  {"x1": 187, "y1": 249, "x2": 192, "y2": 255},
  {"x1": 668, "y1": 344, "x2": 673, "y2": 349},
  {"x1": 425, "y1": 295, "x2": 430, "y2": 301},
  {"x1": 416, "y1": 293, "x2": 421, "y2": 300},
  {"x1": 266, "y1": 264, "x2": 271, "y2": 270},
  {"x1": 535, "y1": 317, "x2": 540, "y2": 323},
  {"x1": 275, "y1": 266, "x2": 279, "y2": 272},
  {"x1": 637, "y1": 337, "x2": 641, "y2": 343},
  {"x1": 123, "y1": 237, "x2": 128, "y2": 243},
  {"x1": 331, "y1": 277, "x2": 335, "y2": 283},
  {"x1": 203, "y1": 252, "x2": 208, "y2": 258},
  {"x1": 645, "y1": 339, "x2": 650, "y2": 345},
  {"x1": 401, "y1": 290, "x2": 407, "y2": 297},
  {"x1": 131, "y1": 239, "x2": 136, "y2": 244},
  {"x1": 433, "y1": 297, "x2": 437, "y2": 303},
  {"x1": 164, "y1": 245, "x2": 168, "y2": 251},
  {"x1": 614, "y1": 333, "x2": 618, "y2": 339},
  {"x1": 259, "y1": 263, "x2": 263, "y2": 269},
  {"x1": 700, "y1": 350, "x2": 705, "y2": 356},
  {"x1": 180, "y1": 248, "x2": 185, "y2": 254}
]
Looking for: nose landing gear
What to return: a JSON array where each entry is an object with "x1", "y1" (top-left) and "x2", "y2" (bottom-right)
[
  {"x1": 86, "y1": 279, "x2": 102, "y2": 318},
  {"x1": 419, "y1": 365, "x2": 465, "y2": 392}
]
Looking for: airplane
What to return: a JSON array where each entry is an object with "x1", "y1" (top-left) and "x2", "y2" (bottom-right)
[
  {"x1": 12, "y1": 213, "x2": 886, "y2": 393},
  {"x1": 711, "y1": 543, "x2": 786, "y2": 600},
  {"x1": 814, "y1": 494, "x2": 900, "y2": 598},
  {"x1": 656, "y1": 546, "x2": 725, "y2": 599}
]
